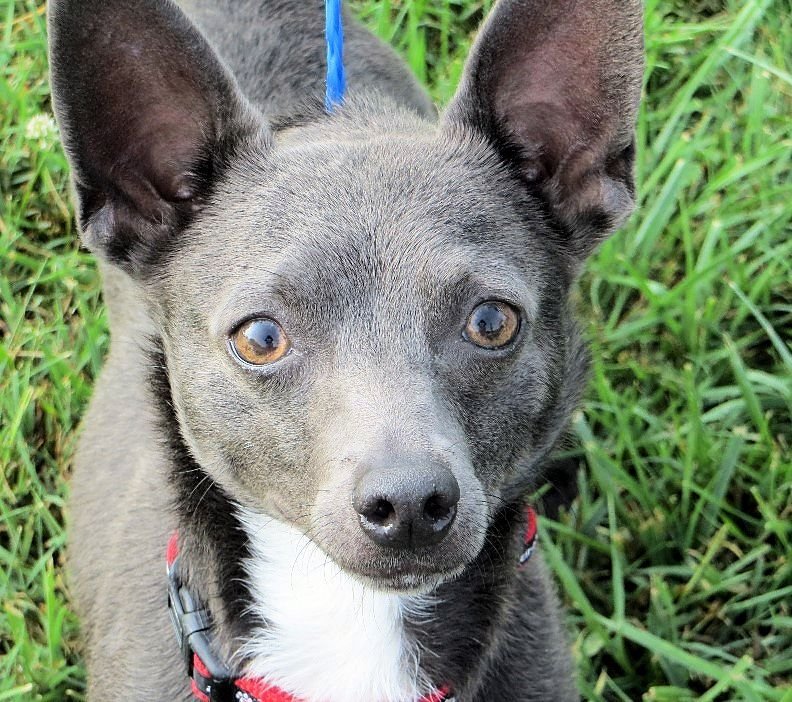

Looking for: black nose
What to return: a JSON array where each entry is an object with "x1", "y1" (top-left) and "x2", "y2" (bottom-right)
[{"x1": 353, "y1": 461, "x2": 460, "y2": 549}]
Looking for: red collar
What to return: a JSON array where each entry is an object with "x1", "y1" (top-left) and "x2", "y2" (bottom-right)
[
  {"x1": 192, "y1": 650, "x2": 452, "y2": 702},
  {"x1": 166, "y1": 506, "x2": 538, "y2": 702}
]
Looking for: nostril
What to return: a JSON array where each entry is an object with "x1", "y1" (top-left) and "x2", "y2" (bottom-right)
[
  {"x1": 423, "y1": 494, "x2": 451, "y2": 521},
  {"x1": 368, "y1": 498, "x2": 396, "y2": 526},
  {"x1": 422, "y1": 493, "x2": 457, "y2": 532}
]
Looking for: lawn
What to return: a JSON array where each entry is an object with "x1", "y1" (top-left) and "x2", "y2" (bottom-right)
[{"x1": 1, "y1": 0, "x2": 790, "y2": 699}]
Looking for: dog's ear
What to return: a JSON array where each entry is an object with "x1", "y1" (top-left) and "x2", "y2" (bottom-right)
[
  {"x1": 48, "y1": 0, "x2": 261, "y2": 273},
  {"x1": 446, "y1": 0, "x2": 644, "y2": 257}
]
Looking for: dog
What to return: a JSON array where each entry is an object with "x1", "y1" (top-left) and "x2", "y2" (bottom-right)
[{"x1": 48, "y1": 0, "x2": 643, "y2": 699}]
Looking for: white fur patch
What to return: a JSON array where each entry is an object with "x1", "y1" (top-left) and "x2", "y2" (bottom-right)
[{"x1": 237, "y1": 508, "x2": 435, "y2": 702}]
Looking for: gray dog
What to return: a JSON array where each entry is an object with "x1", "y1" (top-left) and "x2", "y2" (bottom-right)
[{"x1": 48, "y1": 0, "x2": 643, "y2": 699}]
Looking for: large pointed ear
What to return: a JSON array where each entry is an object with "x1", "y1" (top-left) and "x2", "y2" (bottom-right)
[
  {"x1": 446, "y1": 0, "x2": 644, "y2": 257},
  {"x1": 48, "y1": 0, "x2": 262, "y2": 274}
]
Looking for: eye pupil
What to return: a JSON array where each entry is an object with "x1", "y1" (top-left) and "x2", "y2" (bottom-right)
[
  {"x1": 465, "y1": 302, "x2": 519, "y2": 349},
  {"x1": 476, "y1": 307, "x2": 506, "y2": 337},
  {"x1": 231, "y1": 318, "x2": 290, "y2": 365}
]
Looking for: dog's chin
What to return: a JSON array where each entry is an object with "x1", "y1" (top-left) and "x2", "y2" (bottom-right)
[
  {"x1": 331, "y1": 556, "x2": 467, "y2": 595},
  {"x1": 312, "y1": 523, "x2": 485, "y2": 595}
]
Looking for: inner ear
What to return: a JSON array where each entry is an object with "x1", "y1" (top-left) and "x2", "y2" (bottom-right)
[
  {"x1": 49, "y1": 0, "x2": 263, "y2": 272},
  {"x1": 445, "y1": 0, "x2": 644, "y2": 257}
]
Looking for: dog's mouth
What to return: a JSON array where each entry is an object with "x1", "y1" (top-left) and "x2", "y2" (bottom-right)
[
  {"x1": 330, "y1": 552, "x2": 466, "y2": 594},
  {"x1": 240, "y1": 503, "x2": 475, "y2": 595},
  {"x1": 249, "y1": 495, "x2": 486, "y2": 594},
  {"x1": 316, "y1": 524, "x2": 480, "y2": 594}
]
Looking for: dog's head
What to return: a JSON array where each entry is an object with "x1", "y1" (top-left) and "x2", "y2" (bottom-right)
[{"x1": 50, "y1": 0, "x2": 643, "y2": 591}]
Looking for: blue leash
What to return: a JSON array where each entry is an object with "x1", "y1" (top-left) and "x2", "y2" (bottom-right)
[{"x1": 325, "y1": 0, "x2": 346, "y2": 111}]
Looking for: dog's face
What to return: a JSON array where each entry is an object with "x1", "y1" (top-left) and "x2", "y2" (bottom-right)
[
  {"x1": 161, "y1": 121, "x2": 574, "y2": 588},
  {"x1": 49, "y1": 0, "x2": 643, "y2": 590}
]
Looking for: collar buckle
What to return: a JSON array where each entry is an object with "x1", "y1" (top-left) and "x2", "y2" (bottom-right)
[{"x1": 168, "y1": 552, "x2": 235, "y2": 701}]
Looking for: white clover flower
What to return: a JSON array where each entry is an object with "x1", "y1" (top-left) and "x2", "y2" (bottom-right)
[{"x1": 25, "y1": 113, "x2": 59, "y2": 148}]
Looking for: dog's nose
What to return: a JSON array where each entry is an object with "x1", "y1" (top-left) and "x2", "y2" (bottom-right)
[{"x1": 353, "y1": 462, "x2": 459, "y2": 549}]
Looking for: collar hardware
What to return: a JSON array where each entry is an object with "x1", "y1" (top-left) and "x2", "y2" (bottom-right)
[
  {"x1": 518, "y1": 505, "x2": 539, "y2": 567},
  {"x1": 167, "y1": 543, "x2": 234, "y2": 701}
]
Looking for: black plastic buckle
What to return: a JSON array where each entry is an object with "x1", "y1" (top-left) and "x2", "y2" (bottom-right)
[{"x1": 167, "y1": 555, "x2": 235, "y2": 701}]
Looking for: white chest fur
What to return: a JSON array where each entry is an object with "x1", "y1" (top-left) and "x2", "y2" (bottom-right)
[{"x1": 237, "y1": 509, "x2": 433, "y2": 702}]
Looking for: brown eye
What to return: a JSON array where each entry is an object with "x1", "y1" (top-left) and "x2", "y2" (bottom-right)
[
  {"x1": 464, "y1": 302, "x2": 520, "y2": 349},
  {"x1": 231, "y1": 318, "x2": 291, "y2": 365}
]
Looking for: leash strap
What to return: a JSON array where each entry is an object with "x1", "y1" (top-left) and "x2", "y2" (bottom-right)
[{"x1": 324, "y1": 0, "x2": 346, "y2": 111}]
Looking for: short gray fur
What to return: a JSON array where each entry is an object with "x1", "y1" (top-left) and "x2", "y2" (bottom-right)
[{"x1": 47, "y1": 0, "x2": 644, "y2": 699}]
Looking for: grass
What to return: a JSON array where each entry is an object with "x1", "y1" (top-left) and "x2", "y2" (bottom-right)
[{"x1": 0, "y1": 0, "x2": 790, "y2": 699}]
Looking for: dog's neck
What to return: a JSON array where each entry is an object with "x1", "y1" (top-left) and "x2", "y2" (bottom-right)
[{"x1": 237, "y1": 508, "x2": 437, "y2": 702}]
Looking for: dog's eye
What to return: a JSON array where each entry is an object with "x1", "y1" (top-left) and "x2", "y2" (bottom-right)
[
  {"x1": 230, "y1": 318, "x2": 291, "y2": 365},
  {"x1": 464, "y1": 302, "x2": 520, "y2": 349}
]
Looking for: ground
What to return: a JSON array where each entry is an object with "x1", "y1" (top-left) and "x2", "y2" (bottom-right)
[{"x1": 0, "y1": 0, "x2": 790, "y2": 699}]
